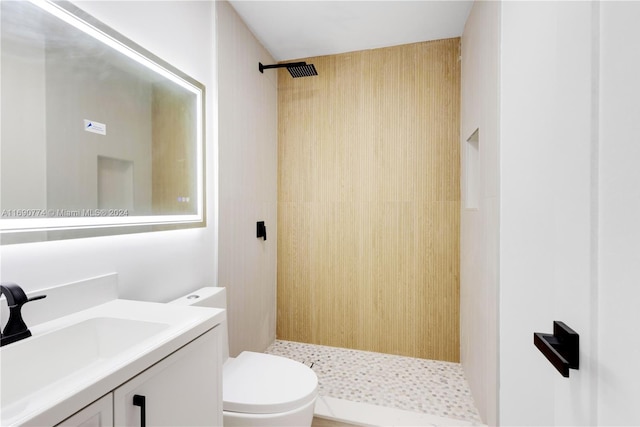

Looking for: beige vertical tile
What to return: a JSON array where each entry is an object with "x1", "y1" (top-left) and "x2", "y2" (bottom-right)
[{"x1": 278, "y1": 38, "x2": 460, "y2": 362}]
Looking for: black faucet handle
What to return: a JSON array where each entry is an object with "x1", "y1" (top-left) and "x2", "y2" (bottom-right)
[
  {"x1": 27, "y1": 295, "x2": 47, "y2": 303},
  {"x1": 0, "y1": 282, "x2": 29, "y2": 307},
  {"x1": 0, "y1": 283, "x2": 46, "y2": 307},
  {"x1": 1, "y1": 283, "x2": 47, "y2": 346}
]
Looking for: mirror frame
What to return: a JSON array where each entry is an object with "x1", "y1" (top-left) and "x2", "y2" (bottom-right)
[{"x1": 0, "y1": 0, "x2": 206, "y2": 242}]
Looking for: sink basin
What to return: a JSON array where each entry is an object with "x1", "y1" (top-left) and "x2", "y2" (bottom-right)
[
  {"x1": 1, "y1": 317, "x2": 167, "y2": 408},
  {"x1": 0, "y1": 298, "x2": 224, "y2": 426}
]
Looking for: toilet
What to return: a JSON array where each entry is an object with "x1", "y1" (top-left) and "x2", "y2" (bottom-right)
[{"x1": 170, "y1": 287, "x2": 318, "y2": 426}]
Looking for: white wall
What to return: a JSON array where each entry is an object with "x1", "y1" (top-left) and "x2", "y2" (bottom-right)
[
  {"x1": 216, "y1": 1, "x2": 278, "y2": 356},
  {"x1": 459, "y1": 2, "x2": 500, "y2": 425},
  {"x1": 499, "y1": 2, "x2": 597, "y2": 425},
  {"x1": 597, "y1": 3, "x2": 640, "y2": 424},
  {"x1": 0, "y1": 1, "x2": 218, "y2": 303},
  {"x1": 1, "y1": 36, "x2": 47, "y2": 217}
]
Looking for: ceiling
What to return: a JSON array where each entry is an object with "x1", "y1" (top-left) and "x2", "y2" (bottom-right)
[{"x1": 228, "y1": 1, "x2": 474, "y2": 62}]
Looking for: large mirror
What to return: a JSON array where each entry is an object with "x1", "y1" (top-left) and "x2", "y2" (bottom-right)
[{"x1": 0, "y1": 0, "x2": 205, "y2": 243}]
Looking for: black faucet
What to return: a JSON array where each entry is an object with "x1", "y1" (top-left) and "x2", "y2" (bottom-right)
[{"x1": 1, "y1": 283, "x2": 46, "y2": 347}]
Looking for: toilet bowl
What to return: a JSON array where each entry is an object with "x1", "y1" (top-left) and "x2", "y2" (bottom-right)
[{"x1": 170, "y1": 287, "x2": 318, "y2": 427}]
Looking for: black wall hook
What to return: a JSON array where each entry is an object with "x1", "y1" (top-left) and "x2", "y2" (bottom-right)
[
  {"x1": 534, "y1": 321, "x2": 579, "y2": 377},
  {"x1": 256, "y1": 221, "x2": 266, "y2": 240}
]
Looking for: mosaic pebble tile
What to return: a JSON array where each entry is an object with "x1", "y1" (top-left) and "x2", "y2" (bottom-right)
[{"x1": 265, "y1": 340, "x2": 483, "y2": 425}]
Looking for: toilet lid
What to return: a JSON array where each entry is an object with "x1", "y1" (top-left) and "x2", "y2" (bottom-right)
[{"x1": 223, "y1": 351, "x2": 318, "y2": 414}]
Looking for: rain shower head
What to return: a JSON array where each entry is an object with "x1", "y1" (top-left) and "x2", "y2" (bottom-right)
[
  {"x1": 259, "y1": 61, "x2": 318, "y2": 78},
  {"x1": 286, "y1": 63, "x2": 317, "y2": 78}
]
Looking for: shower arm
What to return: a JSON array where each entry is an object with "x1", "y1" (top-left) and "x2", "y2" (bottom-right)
[{"x1": 258, "y1": 62, "x2": 307, "y2": 73}]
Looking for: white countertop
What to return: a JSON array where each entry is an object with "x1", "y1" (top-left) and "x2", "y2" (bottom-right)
[{"x1": 0, "y1": 298, "x2": 225, "y2": 426}]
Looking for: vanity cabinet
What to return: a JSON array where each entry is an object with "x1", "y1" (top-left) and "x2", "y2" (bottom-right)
[
  {"x1": 57, "y1": 395, "x2": 113, "y2": 427},
  {"x1": 114, "y1": 328, "x2": 221, "y2": 426},
  {"x1": 56, "y1": 328, "x2": 221, "y2": 427}
]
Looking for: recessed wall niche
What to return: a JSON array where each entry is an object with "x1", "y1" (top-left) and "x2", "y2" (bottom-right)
[{"x1": 465, "y1": 128, "x2": 480, "y2": 209}]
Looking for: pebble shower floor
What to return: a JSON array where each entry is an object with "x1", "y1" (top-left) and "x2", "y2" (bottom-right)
[{"x1": 265, "y1": 340, "x2": 483, "y2": 425}]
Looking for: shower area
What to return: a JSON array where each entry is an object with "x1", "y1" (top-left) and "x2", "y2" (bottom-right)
[
  {"x1": 275, "y1": 38, "x2": 472, "y2": 423},
  {"x1": 218, "y1": 1, "x2": 478, "y2": 424},
  {"x1": 277, "y1": 38, "x2": 460, "y2": 363}
]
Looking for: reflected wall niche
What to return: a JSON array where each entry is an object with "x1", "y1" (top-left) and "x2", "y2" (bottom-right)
[{"x1": 0, "y1": 0, "x2": 206, "y2": 244}]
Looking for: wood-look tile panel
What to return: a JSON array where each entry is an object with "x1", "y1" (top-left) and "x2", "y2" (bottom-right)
[{"x1": 278, "y1": 38, "x2": 460, "y2": 362}]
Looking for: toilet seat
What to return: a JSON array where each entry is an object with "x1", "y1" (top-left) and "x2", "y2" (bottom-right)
[{"x1": 223, "y1": 351, "x2": 318, "y2": 414}]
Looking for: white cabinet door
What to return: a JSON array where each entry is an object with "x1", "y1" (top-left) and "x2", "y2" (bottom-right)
[
  {"x1": 57, "y1": 394, "x2": 113, "y2": 427},
  {"x1": 113, "y1": 328, "x2": 221, "y2": 427}
]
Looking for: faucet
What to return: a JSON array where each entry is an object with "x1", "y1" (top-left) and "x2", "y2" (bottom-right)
[{"x1": 1, "y1": 283, "x2": 46, "y2": 347}]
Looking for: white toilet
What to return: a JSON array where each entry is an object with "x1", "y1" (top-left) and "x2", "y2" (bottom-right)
[{"x1": 170, "y1": 287, "x2": 318, "y2": 426}]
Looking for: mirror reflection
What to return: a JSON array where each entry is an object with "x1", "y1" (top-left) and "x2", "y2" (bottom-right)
[{"x1": 0, "y1": 0, "x2": 205, "y2": 241}]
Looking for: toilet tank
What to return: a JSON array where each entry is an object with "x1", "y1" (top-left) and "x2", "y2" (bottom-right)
[{"x1": 170, "y1": 287, "x2": 229, "y2": 361}]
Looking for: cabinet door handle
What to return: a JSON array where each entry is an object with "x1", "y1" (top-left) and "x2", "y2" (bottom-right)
[{"x1": 133, "y1": 394, "x2": 146, "y2": 427}]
